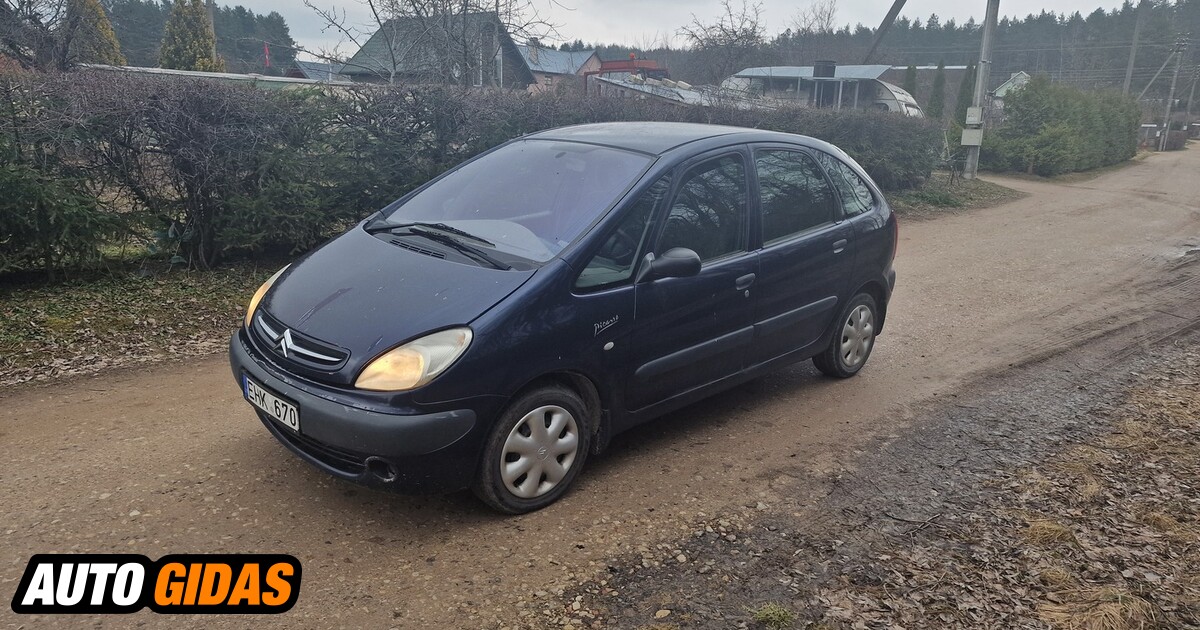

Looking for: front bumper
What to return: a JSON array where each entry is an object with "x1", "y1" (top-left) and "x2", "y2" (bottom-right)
[{"x1": 229, "y1": 331, "x2": 493, "y2": 494}]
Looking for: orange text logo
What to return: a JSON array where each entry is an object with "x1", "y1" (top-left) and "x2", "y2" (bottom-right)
[{"x1": 10, "y1": 554, "x2": 301, "y2": 614}]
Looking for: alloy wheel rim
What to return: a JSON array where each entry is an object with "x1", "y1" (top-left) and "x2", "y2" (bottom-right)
[
  {"x1": 500, "y1": 405, "x2": 580, "y2": 499},
  {"x1": 840, "y1": 305, "x2": 875, "y2": 368}
]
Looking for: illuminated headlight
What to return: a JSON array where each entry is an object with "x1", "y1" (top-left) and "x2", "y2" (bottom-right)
[
  {"x1": 244, "y1": 265, "x2": 289, "y2": 328},
  {"x1": 355, "y1": 328, "x2": 473, "y2": 392}
]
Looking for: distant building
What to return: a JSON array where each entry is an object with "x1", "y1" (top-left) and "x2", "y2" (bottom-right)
[
  {"x1": 592, "y1": 55, "x2": 670, "y2": 80},
  {"x1": 880, "y1": 64, "x2": 969, "y2": 117},
  {"x1": 724, "y1": 63, "x2": 924, "y2": 117},
  {"x1": 286, "y1": 60, "x2": 350, "y2": 83},
  {"x1": 78, "y1": 64, "x2": 338, "y2": 90},
  {"x1": 340, "y1": 12, "x2": 534, "y2": 88},
  {"x1": 593, "y1": 74, "x2": 764, "y2": 109},
  {"x1": 990, "y1": 71, "x2": 1032, "y2": 112},
  {"x1": 516, "y1": 42, "x2": 600, "y2": 92}
]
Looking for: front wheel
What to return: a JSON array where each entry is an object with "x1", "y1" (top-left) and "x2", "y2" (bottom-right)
[
  {"x1": 472, "y1": 385, "x2": 592, "y2": 514},
  {"x1": 813, "y1": 293, "x2": 879, "y2": 378}
]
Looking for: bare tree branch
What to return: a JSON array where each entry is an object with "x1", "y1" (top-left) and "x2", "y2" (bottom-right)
[
  {"x1": 792, "y1": 0, "x2": 839, "y2": 35},
  {"x1": 677, "y1": 0, "x2": 765, "y2": 84},
  {"x1": 302, "y1": 0, "x2": 557, "y2": 85}
]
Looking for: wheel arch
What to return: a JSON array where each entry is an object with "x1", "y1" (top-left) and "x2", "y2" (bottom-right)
[
  {"x1": 509, "y1": 371, "x2": 607, "y2": 448},
  {"x1": 853, "y1": 279, "x2": 890, "y2": 334}
]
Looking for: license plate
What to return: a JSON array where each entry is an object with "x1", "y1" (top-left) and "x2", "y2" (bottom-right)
[{"x1": 244, "y1": 375, "x2": 300, "y2": 433}]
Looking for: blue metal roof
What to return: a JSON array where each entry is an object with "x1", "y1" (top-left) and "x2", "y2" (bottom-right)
[
  {"x1": 734, "y1": 65, "x2": 892, "y2": 80},
  {"x1": 516, "y1": 45, "x2": 597, "y2": 76}
]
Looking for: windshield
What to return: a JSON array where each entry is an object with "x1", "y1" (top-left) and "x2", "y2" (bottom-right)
[{"x1": 379, "y1": 140, "x2": 652, "y2": 262}]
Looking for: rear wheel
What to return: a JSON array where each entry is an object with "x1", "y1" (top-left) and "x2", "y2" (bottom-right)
[
  {"x1": 813, "y1": 293, "x2": 879, "y2": 378},
  {"x1": 473, "y1": 385, "x2": 591, "y2": 514}
]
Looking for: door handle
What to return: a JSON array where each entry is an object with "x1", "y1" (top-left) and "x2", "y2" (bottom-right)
[
  {"x1": 832, "y1": 239, "x2": 848, "y2": 254},
  {"x1": 735, "y1": 273, "x2": 756, "y2": 291}
]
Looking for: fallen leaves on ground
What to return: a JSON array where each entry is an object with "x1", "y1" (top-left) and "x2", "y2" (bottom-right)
[
  {"x1": 887, "y1": 171, "x2": 1027, "y2": 219},
  {"x1": 1, "y1": 264, "x2": 274, "y2": 387},
  {"x1": 551, "y1": 346, "x2": 1199, "y2": 629}
]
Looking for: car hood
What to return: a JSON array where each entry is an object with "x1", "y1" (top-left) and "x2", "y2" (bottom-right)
[{"x1": 260, "y1": 226, "x2": 537, "y2": 380}]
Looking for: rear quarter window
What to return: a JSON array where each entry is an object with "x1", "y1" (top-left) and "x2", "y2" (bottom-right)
[{"x1": 815, "y1": 151, "x2": 875, "y2": 217}]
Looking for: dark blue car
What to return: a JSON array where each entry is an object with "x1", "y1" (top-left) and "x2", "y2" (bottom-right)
[{"x1": 230, "y1": 122, "x2": 897, "y2": 513}]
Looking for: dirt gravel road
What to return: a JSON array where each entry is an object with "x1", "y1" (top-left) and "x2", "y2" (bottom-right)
[{"x1": 3, "y1": 148, "x2": 1199, "y2": 629}]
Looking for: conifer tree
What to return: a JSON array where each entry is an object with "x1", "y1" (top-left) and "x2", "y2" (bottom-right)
[
  {"x1": 902, "y1": 64, "x2": 918, "y2": 96},
  {"x1": 926, "y1": 60, "x2": 946, "y2": 120},
  {"x1": 955, "y1": 62, "x2": 977, "y2": 125},
  {"x1": 159, "y1": 0, "x2": 225, "y2": 72},
  {"x1": 67, "y1": 0, "x2": 127, "y2": 65}
]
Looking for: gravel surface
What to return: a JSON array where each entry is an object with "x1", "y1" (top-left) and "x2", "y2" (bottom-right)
[
  {"x1": 1, "y1": 148, "x2": 1199, "y2": 629},
  {"x1": 554, "y1": 318, "x2": 1200, "y2": 630}
]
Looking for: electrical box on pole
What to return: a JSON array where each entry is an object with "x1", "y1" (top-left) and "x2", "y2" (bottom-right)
[{"x1": 963, "y1": 0, "x2": 1001, "y2": 180}]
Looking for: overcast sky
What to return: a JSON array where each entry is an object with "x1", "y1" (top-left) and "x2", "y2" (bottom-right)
[{"x1": 261, "y1": 0, "x2": 1133, "y2": 59}]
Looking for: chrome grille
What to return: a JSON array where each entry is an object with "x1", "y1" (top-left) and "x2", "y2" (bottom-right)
[{"x1": 252, "y1": 312, "x2": 349, "y2": 372}]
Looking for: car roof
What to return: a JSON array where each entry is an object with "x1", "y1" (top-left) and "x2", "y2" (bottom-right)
[{"x1": 525, "y1": 122, "x2": 821, "y2": 156}]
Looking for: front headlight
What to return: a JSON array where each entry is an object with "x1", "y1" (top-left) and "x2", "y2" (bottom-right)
[
  {"x1": 244, "y1": 265, "x2": 289, "y2": 328},
  {"x1": 355, "y1": 328, "x2": 473, "y2": 392}
]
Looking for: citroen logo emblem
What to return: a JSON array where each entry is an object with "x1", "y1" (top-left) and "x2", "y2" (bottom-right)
[
  {"x1": 276, "y1": 329, "x2": 295, "y2": 359},
  {"x1": 256, "y1": 315, "x2": 342, "y2": 364}
]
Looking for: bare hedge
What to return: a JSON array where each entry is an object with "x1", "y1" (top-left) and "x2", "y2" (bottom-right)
[{"x1": 0, "y1": 70, "x2": 941, "y2": 277}]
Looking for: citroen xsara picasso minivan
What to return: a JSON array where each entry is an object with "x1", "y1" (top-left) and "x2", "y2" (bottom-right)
[{"x1": 230, "y1": 122, "x2": 897, "y2": 513}]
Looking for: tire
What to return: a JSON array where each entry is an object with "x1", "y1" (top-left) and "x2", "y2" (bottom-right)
[
  {"x1": 813, "y1": 293, "x2": 879, "y2": 379},
  {"x1": 472, "y1": 385, "x2": 592, "y2": 514}
]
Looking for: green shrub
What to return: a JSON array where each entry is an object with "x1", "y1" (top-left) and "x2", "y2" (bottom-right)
[
  {"x1": 0, "y1": 163, "x2": 122, "y2": 278},
  {"x1": 981, "y1": 75, "x2": 1140, "y2": 176},
  {"x1": 909, "y1": 187, "x2": 963, "y2": 208}
]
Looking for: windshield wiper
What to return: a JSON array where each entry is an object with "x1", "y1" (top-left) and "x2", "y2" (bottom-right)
[
  {"x1": 390, "y1": 228, "x2": 512, "y2": 270},
  {"x1": 365, "y1": 220, "x2": 495, "y2": 247}
]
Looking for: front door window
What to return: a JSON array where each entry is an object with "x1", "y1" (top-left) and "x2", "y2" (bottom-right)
[{"x1": 658, "y1": 155, "x2": 748, "y2": 262}]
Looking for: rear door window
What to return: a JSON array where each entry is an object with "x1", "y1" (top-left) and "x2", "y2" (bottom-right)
[{"x1": 754, "y1": 150, "x2": 837, "y2": 244}]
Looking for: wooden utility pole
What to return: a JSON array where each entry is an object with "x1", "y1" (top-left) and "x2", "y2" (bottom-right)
[
  {"x1": 1138, "y1": 45, "x2": 1182, "y2": 101},
  {"x1": 1123, "y1": 0, "x2": 1149, "y2": 94},
  {"x1": 1159, "y1": 39, "x2": 1187, "y2": 152},
  {"x1": 862, "y1": 0, "x2": 908, "y2": 64},
  {"x1": 963, "y1": 0, "x2": 1001, "y2": 180},
  {"x1": 1187, "y1": 67, "x2": 1199, "y2": 119}
]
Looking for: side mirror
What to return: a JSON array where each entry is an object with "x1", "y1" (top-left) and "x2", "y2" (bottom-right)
[{"x1": 637, "y1": 247, "x2": 702, "y2": 283}]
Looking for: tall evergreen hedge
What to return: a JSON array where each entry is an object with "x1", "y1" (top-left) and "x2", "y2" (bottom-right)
[{"x1": 981, "y1": 75, "x2": 1141, "y2": 177}]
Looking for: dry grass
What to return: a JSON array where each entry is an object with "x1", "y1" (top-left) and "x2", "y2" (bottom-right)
[
  {"x1": 1076, "y1": 476, "x2": 1105, "y2": 504},
  {"x1": 1038, "y1": 566, "x2": 1077, "y2": 589},
  {"x1": 1140, "y1": 511, "x2": 1183, "y2": 533},
  {"x1": 1039, "y1": 588, "x2": 1161, "y2": 630},
  {"x1": 748, "y1": 602, "x2": 796, "y2": 630},
  {"x1": 1016, "y1": 468, "x2": 1055, "y2": 497},
  {"x1": 1025, "y1": 520, "x2": 1078, "y2": 547}
]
